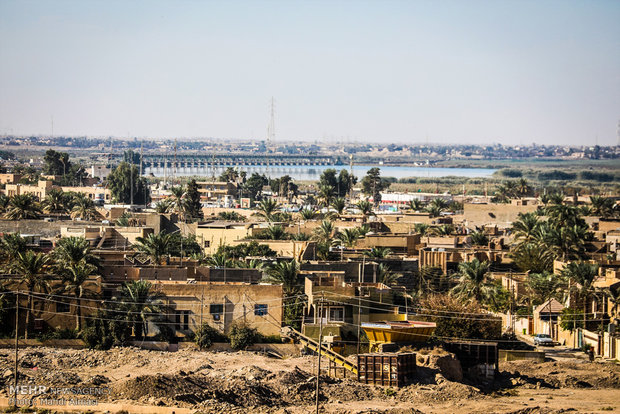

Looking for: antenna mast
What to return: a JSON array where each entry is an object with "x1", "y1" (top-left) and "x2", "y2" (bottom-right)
[{"x1": 266, "y1": 97, "x2": 275, "y2": 178}]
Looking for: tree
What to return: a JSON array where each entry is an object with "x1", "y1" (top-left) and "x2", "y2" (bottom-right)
[
  {"x1": 217, "y1": 211, "x2": 246, "y2": 222},
  {"x1": 319, "y1": 169, "x2": 356, "y2": 199},
  {"x1": 408, "y1": 199, "x2": 424, "y2": 211},
  {"x1": 318, "y1": 184, "x2": 335, "y2": 207},
  {"x1": 262, "y1": 225, "x2": 288, "y2": 240},
  {"x1": 511, "y1": 242, "x2": 553, "y2": 273},
  {"x1": 10, "y1": 251, "x2": 51, "y2": 339},
  {"x1": 118, "y1": 280, "x2": 166, "y2": 339},
  {"x1": 70, "y1": 193, "x2": 98, "y2": 221},
  {"x1": 512, "y1": 212, "x2": 540, "y2": 243},
  {"x1": 42, "y1": 189, "x2": 69, "y2": 216},
  {"x1": 356, "y1": 200, "x2": 373, "y2": 221},
  {"x1": 526, "y1": 272, "x2": 566, "y2": 307},
  {"x1": 107, "y1": 162, "x2": 149, "y2": 205},
  {"x1": 133, "y1": 232, "x2": 174, "y2": 265},
  {"x1": 154, "y1": 199, "x2": 172, "y2": 214},
  {"x1": 5, "y1": 194, "x2": 41, "y2": 219},
  {"x1": 256, "y1": 199, "x2": 279, "y2": 222},
  {"x1": 426, "y1": 199, "x2": 447, "y2": 218},
  {"x1": 53, "y1": 236, "x2": 101, "y2": 269},
  {"x1": 60, "y1": 261, "x2": 98, "y2": 331},
  {"x1": 219, "y1": 167, "x2": 239, "y2": 183},
  {"x1": 270, "y1": 175, "x2": 298, "y2": 199},
  {"x1": 217, "y1": 241, "x2": 276, "y2": 259},
  {"x1": 516, "y1": 178, "x2": 532, "y2": 197},
  {"x1": 334, "y1": 228, "x2": 359, "y2": 248},
  {"x1": 562, "y1": 262, "x2": 599, "y2": 328},
  {"x1": 184, "y1": 179, "x2": 203, "y2": 221},
  {"x1": 243, "y1": 173, "x2": 268, "y2": 200},
  {"x1": 300, "y1": 208, "x2": 318, "y2": 220},
  {"x1": 364, "y1": 247, "x2": 392, "y2": 259},
  {"x1": 0, "y1": 233, "x2": 27, "y2": 269},
  {"x1": 361, "y1": 168, "x2": 390, "y2": 205},
  {"x1": 43, "y1": 149, "x2": 71, "y2": 176},
  {"x1": 414, "y1": 223, "x2": 430, "y2": 236},
  {"x1": 331, "y1": 197, "x2": 346, "y2": 216},
  {"x1": 264, "y1": 260, "x2": 301, "y2": 295},
  {"x1": 420, "y1": 294, "x2": 501, "y2": 340},
  {"x1": 451, "y1": 259, "x2": 498, "y2": 305},
  {"x1": 376, "y1": 263, "x2": 401, "y2": 286},
  {"x1": 589, "y1": 196, "x2": 615, "y2": 218},
  {"x1": 469, "y1": 231, "x2": 488, "y2": 246}
]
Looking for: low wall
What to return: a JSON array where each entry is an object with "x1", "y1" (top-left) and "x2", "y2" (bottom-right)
[
  {"x1": 499, "y1": 349, "x2": 545, "y2": 362},
  {"x1": 180, "y1": 341, "x2": 300, "y2": 356},
  {"x1": 0, "y1": 339, "x2": 85, "y2": 349}
]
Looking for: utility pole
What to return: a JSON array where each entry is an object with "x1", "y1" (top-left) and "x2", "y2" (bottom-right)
[
  {"x1": 200, "y1": 286, "x2": 204, "y2": 327},
  {"x1": 13, "y1": 291, "x2": 19, "y2": 407},
  {"x1": 174, "y1": 139, "x2": 178, "y2": 182},
  {"x1": 315, "y1": 298, "x2": 324, "y2": 414}
]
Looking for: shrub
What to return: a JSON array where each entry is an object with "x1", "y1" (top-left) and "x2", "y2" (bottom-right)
[
  {"x1": 499, "y1": 168, "x2": 522, "y2": 178},
  {"x1": 195, "y1": 323, "x2": 227, "y2": 350},
  {"x1": 229, "y1": 323, "x2": 258, "y2": 350}
]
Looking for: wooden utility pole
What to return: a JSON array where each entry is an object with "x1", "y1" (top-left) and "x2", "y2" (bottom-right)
[
  {"x1": 13, "y1": 291, "x2": 19, "y2": 407},
  {"x1": 315, "y1": 299, "x2": 324, "y2": 414}
]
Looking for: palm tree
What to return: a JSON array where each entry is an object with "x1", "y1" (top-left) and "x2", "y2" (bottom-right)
[
  {"x1": 516, "y1": 178, "x2": 531, "y2": 197},
  {"x1": 356, "y1": 200, "x2": 373, "y2": 221},
  {"x1": 312, "y1": 220, "x2": 335, "y2": 244},
  {"x1": 604, "y1": 286, "x2": 620, "y2": 322},
  {"x1": 334, "y1": 228, "x2": 359, "y2": 248},
  {"x1": 589, "y1": 196, "x2": 615, "y2": 218},
  {"x1": 364, "y1": 246, "x2": 393, "y2": 259},
  {"x1": 376, "y1": 263, "x2": 401, "y2": 286},
  {"x1": 511, "y1": 242, "x2": 553, "y2": 273},
  {"x1": 562, "y1": 261, "x2": 599, "y2": 328},
  {"x1": 331, "y1": 197, "x2": 346, "y2": 216},
  {"x1": 60, "y1": 261, "x2": 98, "y2": 331},
  {"x1": 154, "y1": 199, "x2": 172, "y2": 214},
  {"x1": 526, "y1": 271, "x2": 566, "y2": 307},
  {"x1": 451, "y1": 259, "x2": 497, "y2": 304},
  {"x1": 170, "y1": 186, "x2": 186, "y2": 213},
  {"x1": 469, "y1": 231, "x2": 489, "y2": 246},
  {"x1": 0, "y1": 194, "x2": 9, "y2": 214},
  {"x1": 133, "y1": 232, "x2": 174, "y2": 265},
  {"x1": 548, "y1": 193, "x2": 565, "y2": 205},
  {"x1": 256, "y1": 199, "x2": 279, "y2": 222},
  {"x1": 118, "y1": 280, "x2": 166, "y2": 339},
  {"x1": 318, "y1": 184, "x2": 335, "y2": 207},
  {"x1": 512, "y1": 212, "x2": 540, "y2": 243},
  {"x1": 42, "y1": 189, "x2": 68, "y2": 216},
  {"x1": 408, "y1": 199, "x2": 424, "y2": 212},
  {"x1": 264, "y1": 224, "x2": 288, "y2": 240},
  {"x1": 205, "y1": 252, "x2": 234, "y2": 268},
  {"x1": 5, "y1": 194, "x2": 41, "y2": 219},
  {"x1": 432, "y1": 224, "x2": 455, "y2": 236},
  {"x1": 234, "y1": 259, "x2": 265, "y2": 271},
  {"x1": 71, "y1": 193, "x2": 98, "y2": 221},
  {"x1": 10, "y1": 251, "x2": 51, "y2": 339},
  {"x1": 414, "y1": 223, "x2": 430, "y2": 236},
  {"x1": 52, "y1": 236, "x2": 101, "y2": 271},
  {"x1": 0, "y1": 233, "x2": 27, "y2": 269},
  {"x1": 357, "y1": 224, "x2": 371, "y2": 237},
  {"x1": 300, "y1": 208, "x2": 318, "y2": 220},
  {"x1": 426, "y1": 199, "x2": 446, "y2": 218},
  {"x1": 264, "y1": 260, "x2": 300, "y2": 295}
]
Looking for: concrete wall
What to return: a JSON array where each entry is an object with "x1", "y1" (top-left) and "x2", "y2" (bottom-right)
[
  {"x1": 155, "y1": 282, "x2": 283, "y2": 336},
  {"x1": 462, "y1": 203, "x2": 538, "y2": 227},
  {"x1": 499, "y1": 350, "x2": 545, "y2": 362}
]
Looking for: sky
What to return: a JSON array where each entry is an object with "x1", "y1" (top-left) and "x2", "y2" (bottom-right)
[{"x1": 0, "y1": 0, "x2": 619, "y2": 146}]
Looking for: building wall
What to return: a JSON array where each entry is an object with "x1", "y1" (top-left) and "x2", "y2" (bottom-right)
[
  {"x1": 462, "y1": 203, "x2": 538, "y2": 227},
  {"x1": 155, "y1": 282, "x2": 283, "y2": 336},
  {"x1": 194, "y1": 224, "x2": 254, "y2": 254},
  {"x1": 0, "y1": 174, "x2": 22, "y2": 185}
]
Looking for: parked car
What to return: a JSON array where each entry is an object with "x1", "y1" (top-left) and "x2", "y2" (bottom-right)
[{"x1": 533, "y1": 334, "x2": 554, "y2": 346}]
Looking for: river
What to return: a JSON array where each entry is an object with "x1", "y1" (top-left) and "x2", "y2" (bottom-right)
[{"x1": 144, "y1": 164, "x2": 496, "y2": 181}]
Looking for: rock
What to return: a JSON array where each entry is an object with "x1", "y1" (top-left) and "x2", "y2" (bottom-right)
[{"x1": 2, "y1": 370, "x2": 12, "y2": 378}]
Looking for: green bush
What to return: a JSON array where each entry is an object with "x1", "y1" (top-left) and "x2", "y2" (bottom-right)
[
  {"x1": 498, "y1": 168, "x2": 523, "y2": 178},
  {"x1": 229, "y1": 323, "x2": 258, "y2": 350},
  {"x1": 195, "y1": 323, "x2": 227, "y2": 350},
  {"x1": 37, "y1": 328, "x2": 79, "y2": 341}
]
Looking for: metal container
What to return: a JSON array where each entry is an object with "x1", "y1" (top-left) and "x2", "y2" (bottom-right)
[{"x1": 356, "y1": 352, "x2": 416, "y2": 387}]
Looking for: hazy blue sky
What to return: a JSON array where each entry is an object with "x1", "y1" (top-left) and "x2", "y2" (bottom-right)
[{"x1": 1, "y1": 0, "x2": 618, "y2": 145}]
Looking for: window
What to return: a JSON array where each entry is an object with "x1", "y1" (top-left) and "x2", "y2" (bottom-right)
[
  {"x1": 56, "y1": 302, "x2": 71, "y2": 313},
  {"x1": 328, "y1": 307, "x2": 344, "y2": 323},
  {"x1": 210, "y1": 304, "x2": 223, "y2": 321},
  {"x1": 254, "y1": 304, "x2": 268, "y2": 316},
  {"x1": 175, "y1": 311, "x2": 190, "y2": 330}
]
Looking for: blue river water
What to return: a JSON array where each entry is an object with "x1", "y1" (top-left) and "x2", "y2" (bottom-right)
[{"x1": 145, "y1": 164, "x2": 496, "y2": 181}]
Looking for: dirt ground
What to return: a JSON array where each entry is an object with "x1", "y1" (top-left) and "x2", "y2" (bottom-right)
[{"x1": 0, "y1": 346, "x2": 618, "y2": 414}]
